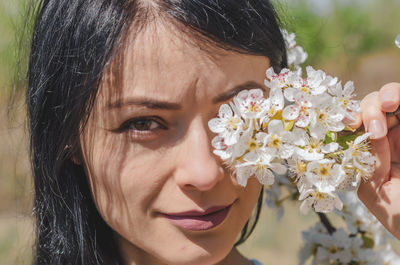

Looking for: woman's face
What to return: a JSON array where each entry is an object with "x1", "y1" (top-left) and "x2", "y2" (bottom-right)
[{"x1": 80, "y1": 22, "x2": 270, "y2": 265}]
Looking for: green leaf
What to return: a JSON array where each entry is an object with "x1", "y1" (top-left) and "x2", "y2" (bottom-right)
[
  {"x1": 361, "y1": 235, "x2": 375, "y2": 249},
  {"x1": 324, "y1": 131, "x2": 337, "y2": 144},
  {"x1": 337, "y1": 133, "x2": 361, "y2": 149}
]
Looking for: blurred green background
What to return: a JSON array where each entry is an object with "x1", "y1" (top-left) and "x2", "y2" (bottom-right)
[{"x1": 1, "y1": 0, "x2": 400, "y2": 264}]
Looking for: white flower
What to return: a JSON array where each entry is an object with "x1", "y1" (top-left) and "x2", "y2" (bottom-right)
[
  {"x1": 329, "y1": 81, "x2": 361, "y2": 120},
  {"x1": 234, "y1": 164, "x2": 254, "y2": 187},
  {"x1": 281, "y1": 29, "x2": 308, "y2": 69},
  {"x1": 265, "y1": 67, "x2": 303, "y2": 90},
  {"x1": 208, "y1": 103, "x2": 244, "y2": 145},
  {"x1": 309, "y1": 95, "x2": 345, "y2": 140},
  {"x1": 342, "y1": 133, "x2": 375, "y2": 181},
  {"x1": 294, "y1": 134, "x2": 339, "y2": 161},
  {"x1": 354, "y1": 248, "x2": 380, "y2": 265},
  {"x1": 313, "y1": 229, "x2": 354, "y2": 264},
  {"x1": 233, "y1": 88, "x2": 269, "y2": 119},
  {"x1": 337, "y1": 167, "x2": 362, "y2": 191},
  {"x1": 306, "y1": 159, "x2": 346, "y2": 193},
  {"x1": 288, "y1": 46, "x2": 308, "y2": 70},
  {"x1": 287, "y1": 154, "x2": 308, "y2": 181},
  {"x1": 235, "y1": 131, "x2": 268, "y2": 162},
  {"x1": 235, "y1": 152, "x2": 286, "y2": 187},
  {"x1": 305, "y1": 66, "x2": 338, "y2": 95},
  {"x1": 211, "y1": 135, "x2": 234, "y2": 161},
  {"x1": 299, "y1": 189, "x2": 343, "y2": 214},
  {"x1": 264, "y1": 87, "x2": 285, "y2": 119},
  {"x1": 282, "y1": 97, "x2": 314, "y2": 128},
  {"x1": 264, "y1": 120, "x2": 294, "y2": 159},
  {"x1": 337, "y1": 192, "x2": 393, "y2": 245},
  {"x1": 299, "y1": 223, "x2": 328, "y2": 265}
]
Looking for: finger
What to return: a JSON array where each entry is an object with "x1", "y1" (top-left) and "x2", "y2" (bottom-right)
[
  {"x1": 379, "y1": 83, "x2": 400, "y2": 113},
  {"x1": 389, "y1": 125, "x2": 400, "y2": 164},
  {"x1": 370, "y1": 137, "x2": 391, "y2": 185},
  {"x1": 387, "y1": 114, "x2": 400, "y2": 130},
  {"x1": 344, "y1": 111, "x2": 362, "y2": 130},
  {"x1": 358, "y1": 137, "x2": 391, "y2": 205},
  {"x1": 361, "y1": 92, "x2": 388, "y2": 139}
]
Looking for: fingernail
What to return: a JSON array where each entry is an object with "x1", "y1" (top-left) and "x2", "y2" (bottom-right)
[
  {"x1": 368, "y1": 119, "x2": 384, "y2": 139},
  {"x1": 380, "y1": 92, "x2": 396, "y2": 109}
]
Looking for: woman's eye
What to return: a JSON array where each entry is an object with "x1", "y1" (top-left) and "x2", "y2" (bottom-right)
[
  {"x1": 124, "y1": 117, "x2": 166, "y2": 131},
  {"x1": 129, "y1": 119, "x2": 161, "y2": 131},
  {"x1": 116, "y1": 117, "x2": 167, "y2": 140}
]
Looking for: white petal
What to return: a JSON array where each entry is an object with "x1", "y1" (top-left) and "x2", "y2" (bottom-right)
[
  {"x1": 327, "y1": 120, "x2": 345, "y2": 132},
  {"x1": 223, "y1": 131, "x2": 239, "y2": 146},
  {"x1": 299, "y1": 189, "x2": 313, "y2": 200},
  {"x1": 295, "y1": 114, "x2": 311, "y2": 128},
  {"x1": 321, "y1": 142, "x2": 339, "y2": 153},
  {"x1": 354, "y1": 133, "x2": 371, "y2": 145},
  {"x1": 248, "y1": 88, "x2": 264, "y2": 99},
  {"x1": 328, "y1": 82, "x2": 342, "y2": 96},
  {"x1": 279, "y1": 144, "x2": 294, "y2": 159},
  {"x1": 326, "y1": 76, "x2": 338, "y2": 87},
  {"x1": 291, "y1": 128, "x2": 308, "y2": 146},
  {"x1": 306, "y1": 161, "x2": 319, "y2": 171},
  {"x1": 270, "y1": 87, "x2": 284, "y2": 109},
  {"x1": 360, "y1": 151, "x2": 375, "y2": 165},
  {"x1": 311, "y1": 85, "x2": 327, "y2": 95},
  {"x1": 314, "y1": 196, "x2": 335, "y2": 213},
  {"x1": 270, "y1": 163, "x2": 287, "y2": 175},
  {"x1": 334, "y1": 196, "x2": 343, "y2": 211},
  {"x1": 343, "y1": 81, "x2": 355, "y2": 97},
  {"x1": 255, "y1": 132, "x2": 268, "y2": 143},
  {"x1": 282, "y1": 105, "x2": 300, "y2": 120},
  {"x1": 218, "y1": 104, "x2": 233, "y2": 119},
  {"x1": 283, "y1": 87, "x2": 297, "y2": 102},
  {"x1": 268, "y1": 119, "x2": 284, "y2": 134},
  {"x1": 208, "y1": 118, "x2": 226, "y2": 133},
  {"x1": 244, "y1": 151, "x2": 259, "y2": 162},
  {"x1": 235, "y1": 165, "x2": 256, "y2": 186},
  {"x1": 265, "y1": 67, "x2": 276, "y2": 80},
  {"x1": 211, "y1": 136, "x2": 226, "y2": 149},
  {"x1": 256, "y1": 169, "x2": 275, "y2": 186},
  {"x1": 300, "y1": 197, "x2": 314, "y2": 214},
  {"x1": 213, "y1": 149, "x2": 231, "y2": 160},
  {"x1": 296, "y1": 148, "x2": 324, "y2": 161},
  {"x1": 309, "y1": 123, "x2": 327, "y2": 141}
]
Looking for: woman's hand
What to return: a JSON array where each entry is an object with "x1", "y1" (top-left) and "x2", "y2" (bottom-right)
[{"x1": 357, "y1": 82, "x2": 400, "y2": 239}]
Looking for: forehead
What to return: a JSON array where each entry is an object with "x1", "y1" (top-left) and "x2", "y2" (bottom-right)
[{"x1": 99, "y1": 22, "x2": 269, "y2": 105}]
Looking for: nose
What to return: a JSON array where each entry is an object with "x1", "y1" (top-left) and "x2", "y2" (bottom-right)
[{"x1": 174, "y1": 116, "x2": 224, "y2": 192}]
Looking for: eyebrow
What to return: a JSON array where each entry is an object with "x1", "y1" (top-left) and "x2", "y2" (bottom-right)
[
  {"x1": 106, "y1": 81, "x2": 265, "y2": 110},
  {"x1": 107, "y1": 98, "x2": 181, "y2": 110}
]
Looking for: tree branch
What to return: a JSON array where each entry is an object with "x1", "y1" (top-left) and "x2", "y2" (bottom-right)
[{"x1": 317, "y1": 212, "x2": 336, "y2": 235}]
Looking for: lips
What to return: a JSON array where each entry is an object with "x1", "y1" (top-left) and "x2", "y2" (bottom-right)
[{"x1": 161, "y1": 204, "x2": 233, "y2": 231}]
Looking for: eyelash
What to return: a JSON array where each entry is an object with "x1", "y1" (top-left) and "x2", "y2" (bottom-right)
[{"x1": 118, "y1": 117, "x2": 167, "y2": 140}]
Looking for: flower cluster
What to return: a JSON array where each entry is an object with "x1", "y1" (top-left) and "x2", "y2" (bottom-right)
[
  {"x1": 209, "y1": 29, "x2": 398, "y2": 265},
  {"x1": 299, "y1": 193, "x2": 399, "y2": 265},
  {"x1": 208, "y1": 66, "x2": 375, "y2": 213}
]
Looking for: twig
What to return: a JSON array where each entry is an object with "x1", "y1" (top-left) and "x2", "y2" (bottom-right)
[{"x1": 317, "y1": 212, "x2": 336, "y2": 235}]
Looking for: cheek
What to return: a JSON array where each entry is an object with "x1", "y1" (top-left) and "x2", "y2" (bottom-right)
[
  {"x1": 235, "y1": 178, "x2": 262, "y2": 223},
  {"x1": 83, "y1": 132, "x2": 170, "y2": 238}
]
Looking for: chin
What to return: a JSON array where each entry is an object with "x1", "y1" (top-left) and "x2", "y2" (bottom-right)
[{"x1": 154, "y1": 241, "x2": 233, "y2": 265}]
